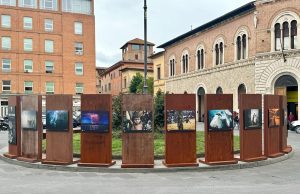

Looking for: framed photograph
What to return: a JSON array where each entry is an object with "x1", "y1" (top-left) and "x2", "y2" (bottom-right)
[
  {"x1": 268, "y1": 108, "x2": 280, "y2": 128},
  {"x1": 46, "y1": 110, "x2": 69, "y2": 131},
  {"x1": 167, "y1": 110, "x2": 196, "y2": 131},
  {"x1": 8, "y1": 105, "x2": 16, "y2": 145},
  {"x1": 21, "y1": 110, "x2": 37, "y2": 130},
  {"x1": 81, "y1": 111, "x2": 109, "y2": 133},
  {"x1": 123, "y1": 111, "x2": 152, "y2": 133},
  {"x1": 208, "y1": 109, "x2": 233, "y2": 131},
  {"x1": 244, "y1": 109, "x2": 262, "y2": 129}
]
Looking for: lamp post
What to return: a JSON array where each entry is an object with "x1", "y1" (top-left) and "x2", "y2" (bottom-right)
[{"x1": 143, "y1": 0, "x2": 148, "y2": 94}]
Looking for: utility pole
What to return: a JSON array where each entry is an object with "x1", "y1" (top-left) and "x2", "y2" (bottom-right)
[{"x1": 143, "y1": 0, "x2": 148, "y2": 94}]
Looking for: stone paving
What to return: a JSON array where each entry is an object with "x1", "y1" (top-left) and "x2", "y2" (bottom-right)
[{"x1": 0, "y1": 130, "x2": 299, "y2": 194}]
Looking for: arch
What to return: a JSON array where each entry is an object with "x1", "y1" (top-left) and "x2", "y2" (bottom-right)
[
  {"x1": 234, "y1": 27, "x2": 249, "y2": 61},
  {"x1": 213, "y1": 36, "x2": 225, "y2": 66},
  {"x1": 195, "y1": 44, "x2": 205, "y2": 70},
  {"x1": 181, "y1": 49, "x2": 189, "y2": 74},
  {"x1": 238, "y1": 83, "x2": 247, "y2": 94},
  {"x1": 216, "y1": 87, "x2": 223, "y2": 94},
  {"x1": 168, "y1": 54, "x2": 176, "y2": 77},
  {"x1": 195, "y1": 83, "x2": 207, "y2": 122},
  {"x1": 275, "y1": 75, "x2": 298, "y2": 87}
]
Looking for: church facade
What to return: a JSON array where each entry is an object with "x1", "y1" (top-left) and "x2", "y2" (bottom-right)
[{"x1": 158, "y1": 0, "x2": 300, "y2": 122}]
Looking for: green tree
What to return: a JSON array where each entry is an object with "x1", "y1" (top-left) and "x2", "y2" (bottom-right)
[
  {"x1": 112, "y1": 95, "x2": 122, "y2": 131},
  {"x1": 154, "y1": 90, "x2": 165, "y2": 131},
  {"x1": 137, "y1": 77, "x2": 154, "y2": 94},
  {"x1": 129, "y1": 73, "x2": 143, "y2": 93}
]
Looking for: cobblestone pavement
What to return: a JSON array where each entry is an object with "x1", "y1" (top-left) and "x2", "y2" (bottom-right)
[{"x1": 0, "y1": 130, "x2": 299, "y2": 194}]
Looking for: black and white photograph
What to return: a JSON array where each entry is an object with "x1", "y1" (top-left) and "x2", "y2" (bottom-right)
[
  {"x1": 21, "y1": 110, "x2": 37, "y2": 130},
  {"x1": 167, "y1": 110, "x2": 196, "y2": 131},
  {"x1": 244, "y1": 109, "x2": 262, "y2": 129},
  {"x1": 8, "y1": 105, "x2": 16, "y2": 144},
  {"x1": 123, "y1": 111, "x2": 152, "y2": 132}
]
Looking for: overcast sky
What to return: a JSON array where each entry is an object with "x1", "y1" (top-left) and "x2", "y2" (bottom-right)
[{"x1": 94, "y1": 0, "x2": 253, "y2": 67}]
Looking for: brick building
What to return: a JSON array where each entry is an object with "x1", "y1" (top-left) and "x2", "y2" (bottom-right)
[
  {"x1": 0, "y1": 0, "x2": 96, "y2": 117},
  {"x1": 158, "y1": 0, "x2": 299, "y2": 122},
  {"x1": 99, "y1": 38, "x2": 154, "y2": 96}
]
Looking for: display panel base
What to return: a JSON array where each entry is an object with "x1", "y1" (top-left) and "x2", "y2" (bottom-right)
[
  {"x1": 42, "y1": 160, "x2": 78, "y2": 165},
  {"x1": 3, "y1": 153, "x2": 18, "y2": 159},
  {"x1": 163, "y1": 161, "x2": 198, "y2": 168},
  {"x1": 121, "y1": 163, "x2": 154, "y2": 168},
  {"x1": 283, "y1": 146, "x2": 292, "y2": 154},
  {"x1": 78, "y1": 161, "x2": 116, "y2": 167},
  {"x1": 199, "y1": 159, "x2": 238, "y2": 165},
  {"x1": 239, "y1": 156, "x2": 267, "y2": 162},
  {"x1": 267, "y1": 152, "x2": 285, "y2": 158},
  {"x1": 17, "y1": 156, "x2": 39, "y2": 163}
]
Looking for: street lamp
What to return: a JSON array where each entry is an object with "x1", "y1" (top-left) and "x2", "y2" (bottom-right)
[{"x1": 143, "y1": 0, "x2": 148, "y2": 94}]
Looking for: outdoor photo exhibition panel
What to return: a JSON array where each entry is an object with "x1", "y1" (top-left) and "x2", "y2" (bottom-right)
[
  {"x1": 43, "y1": 95, "x2": 73, "y2": 165},
  {"x1": 79, "y1": 94, "x2": 116, "y2": 167},
  {"x1": 164, "y1": 94, "x2": 198, "y2": 167},
  {"x1": 17, "y1": 95, "x2": 42, "y2": 163},
  {"x1": 121, "y1": 94, "x2": 154, "y2": 168},
  {"x1": 4, "y1": 96, "x2": 21, "y2": 159},
  {"x1": 202, "y1": 94, "x2": 238, "y2": 165},
  {"x1": 264, "y1": 95, "x2": 284, "y2": 158},
  {"x1": 280, "y1": 96, "x2": 292, "y2": 154},
  {"x1": 239, "y1": 94, "x2": 267, "y2": 162}
]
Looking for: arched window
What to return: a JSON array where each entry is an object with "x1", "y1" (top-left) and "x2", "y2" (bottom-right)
[
  {"x1": 215, "y1": 44, "x2": 219, "y2": 65},
  {"x1": 275, "y1": 23, "x2": 281, "y2": 51},
  {"x1": 214, "y1": 38, "x2": 224, "y2": 66},
  {"x1": 283, "y1": 22, "x2": 289, "y2": 50},
  {"x1": 216, "y1": 87, "x2": 223, "y2": 94},
  {"x1": 197, "y1": 50, "x2": 201, "y2": 69},
  {"x1": 237, "y1": 36, "x2": 241, "y2": 60},
  {"x1": 242, "y1": 34, "x2": 247, "y2": 59},
  {"x1": 181, "y1": 51, "x2": 189, "y2": 74},
  {"x1": 238, "y1": 84, "x2": 246, "y2": 95},
  {"x1": 169, "y1": 57, "x2": 175, "y2": 77},
  {"x1": 196, "y1": 47, "x2": 205, "y2": 70},
  {"x1": 272, "y1": 12, "x2": 300, "y2": 51},
  {"x1": 235, "y1": 29, "x2": 248, "y2": 61},
  {"x1": 291, "y1": 20, "x2": 297, "y2": 49},
  {"x1": 219, "y1": 42, "x2": 223, "y2": 64}
]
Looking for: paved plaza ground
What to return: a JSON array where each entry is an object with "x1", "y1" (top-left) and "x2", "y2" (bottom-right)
[{"x1": 0, "y1": 127, "x2": 299, "y2": 194}]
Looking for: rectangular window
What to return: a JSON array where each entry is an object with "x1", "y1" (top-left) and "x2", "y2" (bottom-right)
[
  {"x1": 0, "y1": 0, "x2": 16, "y2": 6},
  {"x1": 45, "y1": 82, "x2": 54, "y2": 94},
  {"x1": 23, "y1": 17, "x2": 32, "y2": 30},
  {"x1": 1, "y1": 36, "x2": 11, "y2": 50},
  {"x1": 75, "y1": 83, "x2": 83, "y2": 94},
  {"x1": 19, "y1": 0, "x2": 37, "y2": 8},
  {"x1": 157, "y1": 67, "x2": 161, "y2": 80},
  {"x1": 123, "y1": 77, "x2": 127, "y2": 88},
  {"x1": 2, "y1": 80, "x2": 11, "y2": 92},
  {"x1": 40, "y1": 0, "x2": 58, "y2": 10},
  {"x1": 45, "y1": 40, "x2": 54, "y2": 53},
  {"x1": 24, "y1": 59, "x2": 33, "y2": 72},
  {"x1": 62, "y1": 0, "x2": 92, "y2": 15},
  {"x1": 74, "y1": 22, "x2": 82, "y2": 35},
  {"x1": 2, "y1": 59, "x2": 11, "y2": 72},
  {"x1": 45, "y1": 61, "x2": 54, "y2": 73},
  {"x1": 108, "y1": 83, "x2": 111, "y2": 91},
  {"x1": 1, "y1": 15, "x2": 11, "y2": 28},
  {"x1": 24, "y1": 38, "x2": 33, "y2": 51},
  {"x1": 74, "y1": 42, "x2": 83, "y2": 55},
  {"x1": 75, "y1": 62, "x2": 83, "y2": 75},
  {"x1": 44, "y1": 19, "x2": 53, "y2": 32},
  {"x1": 132, "y1": 44, "x2": 140, "y2": 50},
  {"x1": 24, "y1": 81, "x2": 33, "y2": 93}
]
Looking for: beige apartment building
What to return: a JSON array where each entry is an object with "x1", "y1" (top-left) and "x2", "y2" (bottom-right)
[
  {"x1": 99, "y1": 38, "x2": 154, "y2": 96},
  {"x1": 159, "y1": 0, "x2": 300, "y2": 122},
  {"x1": 150, "y1": 51, "x2": 165, "y2": 94},
  {"x1": 0, "y1": 0, "x2": 96, "y2": 117}
]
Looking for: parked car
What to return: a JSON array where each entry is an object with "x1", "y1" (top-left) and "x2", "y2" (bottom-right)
[{"x1": 289, "y1": 120, "x2": 300, "y2": 134}]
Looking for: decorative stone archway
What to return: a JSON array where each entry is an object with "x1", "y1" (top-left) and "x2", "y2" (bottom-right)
[{"x1": 195, "y1": 84, "x2": 207, "y2": 122}]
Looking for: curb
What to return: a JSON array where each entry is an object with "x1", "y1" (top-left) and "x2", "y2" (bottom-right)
[{"x1": 0, "y1": 150, "x2": 294, "y2": 173}]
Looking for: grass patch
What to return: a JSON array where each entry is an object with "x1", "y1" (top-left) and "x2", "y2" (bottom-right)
[{"x1": 43, "y1": 131, "x2": 240, "y2": 156}]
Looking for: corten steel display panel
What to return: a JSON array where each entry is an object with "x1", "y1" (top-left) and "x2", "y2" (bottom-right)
[
  {"x1": 4, "y1": 96, "x2": 21, "y2": 159},
  {"x1": 280, "y1": 96, "x2": 292, "y2": 154},
  {"x1": 78, "y1": 94, "x2": 116, "y2": 167},
  {"x1": 43, "y1": 95, "x2": 73, "y2": 165},
  {"x1": 239, "y1": 94, "x2": 267, "y2": 162},
  {"x1": 202, "y1": 94, "x2": 238, "y2": 165},
  {"x1": 163, "y1": 94, "x2": 198, "y2": 167},
  {"x1": 264, "y1": 95, "x2": 284, "y2": 158},
  {"x1": 121, "y1": 94, "x2": 154, "y2": 168},
  {"x1": 17, "y1": 95, "x2": 42, "y2": 163}
]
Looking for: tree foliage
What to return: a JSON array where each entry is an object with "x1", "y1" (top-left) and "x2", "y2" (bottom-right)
[
  {"x1": 137, "y1": 77, "x2": 154, "y2": 94},
  {"x1": 154, "y1": 90, "x2": 165, "y2": 131},
  {"x1": 129, "y1": 73, "x2": 143, "y2": 94},
  {"x1": 112, "y1": 95, "x2": 122, "y2": 131}
]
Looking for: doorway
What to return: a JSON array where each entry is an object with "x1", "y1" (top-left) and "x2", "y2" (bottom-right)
[
  {"x1": 197, "y1": 87, "x2": 205, "y2": 122},
  {"x1": 275, "y1": 75, "x2": 298, "y2": 120}
]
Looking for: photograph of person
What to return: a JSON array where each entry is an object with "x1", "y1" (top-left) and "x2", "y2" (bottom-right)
[
  {"x1": 268, "y1": 109, "x2": 280, "y2": 128},
  {"x1": 167, "y1": 110, "x2": 196, "y2": 131},
  {"x1": 244, "y1": 109, "x2": 262, "y2": 129},
  {"x1": 123, "y1": 111, "x2": 152, "y2": 132},
  {"x1": 208, "y1": 110, "x2": 233, "y2": 131}
]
